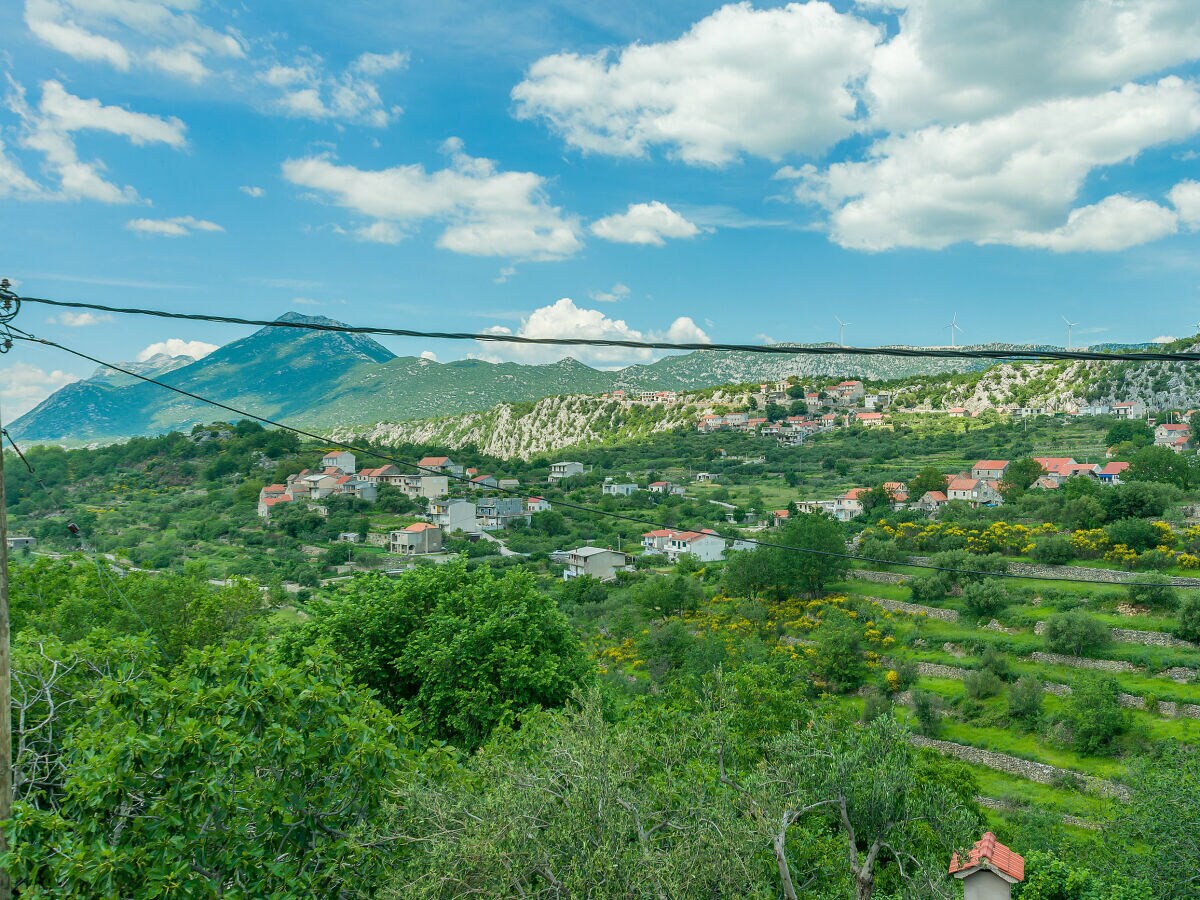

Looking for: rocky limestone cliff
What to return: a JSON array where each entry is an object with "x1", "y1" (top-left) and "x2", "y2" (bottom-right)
[{"x1": 339, "y1": 394, "x2": 696, "y2": 459}]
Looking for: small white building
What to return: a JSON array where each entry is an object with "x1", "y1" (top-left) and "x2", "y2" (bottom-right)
[
  {"x1": 1111, "y1": 400, "x2": 1147, "y2": 420},
  {"x1": 6, "y1": 535, "x2": 36, "y2": 551},
  {"x1": 428, "y1": 498, "x2": 478, "y2": 534},
  {"x1": 564, "y1": 547, "x2": 629, "y2": 581},
  {"x1": 949, "y1": 832, "x2": 1024, "y2": 900},
  {"x1": 602, "y1": 482, "x2": 639, "y2": 497},
  {"x1": 320, "y1": 450, "x2": 356, "y2": 473},
  {"x1": 549, "y1": 461, "x2": 586, "y2": 481},
  {"x1": 527, "y1": 497, "x2": 552, "y2": 513},
  {"x1": 664, "y1": 530, "x2": 726, "y2": 563}
]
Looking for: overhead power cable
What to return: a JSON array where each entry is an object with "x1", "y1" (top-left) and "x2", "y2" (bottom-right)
[
  {"x1": 9, "y1": 328, "x2": 1194, "y2": 589},
  {"x1": 15, "y1": 294, "x2": 1200, "y2": 363}
]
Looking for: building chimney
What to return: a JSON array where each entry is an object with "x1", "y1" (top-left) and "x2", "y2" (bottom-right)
[{"x1": 949, "y1": 832, "x2": 1024, "y2": 900}]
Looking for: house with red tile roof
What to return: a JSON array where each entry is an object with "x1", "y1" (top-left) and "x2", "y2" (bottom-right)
[
  {"x1": 947, "y1": 406, "x2": 968, "y2": 417},
  {"x1": 914, "y1": 490, "x2": 947, "y2": 514},
  {"x1": 388, "y1": 522, "x2": 444, "y2": 555},
  {"x1": 1111, "y1": 400, "x2": 1147, "y2": 419},
  {"x1": 950, "y1": 832, "x2": 1024, "y2": 899},
  {"x1": 971, "y1": 460, "x2": 1010, "y2": 481},
  {"x1": 947, "y1": 476, "x2": 1002, "y2": 507},
  {"x1": 1098, "y1": 461, "x2": 1130, "y2": 484}
]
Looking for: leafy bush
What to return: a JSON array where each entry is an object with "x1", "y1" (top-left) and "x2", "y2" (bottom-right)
[
  {"x1": 1106, "y1": 517, "x2": 1164, "y2": 553},
  {"x1": 1007, "y1": 676, "x2": 1044, "y2": 729},
  {"x1": 1175, "y1": 595, "x2": 1200, "y2": 643},
  {"x1": 910, "y1": 573, "x2": 950, "y2": 604},
  {"x1": 1044, "y1": 611, "x2": 1111, "y2": 657},
  {"x1": 910, "y1": 690, "x2": 940, "y2": 737},
  {"x1": 963, "y1": 668, "x2": 1003, "y2": 700},
  {"x1": 1031, "y1": 534, "x2": 1075, "y2": 565},
  {"x1": 1063, "y1": 676, "x2": 1128, "y2": 754},
  {"x1": 1127, "y1": 573, "x2": 1178, "y2": 608},
  {"x1": 962, "y1": 579, "x2": 1011, "y2": 619}
]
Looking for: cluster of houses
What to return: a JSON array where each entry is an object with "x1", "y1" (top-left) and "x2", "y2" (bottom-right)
[
  {"x1": 599, "y1": 389, "x2": 681, "y2": 405},
  {"x1": 601, "y1": 477, "x2": 688, "y2": 496},
  {"x1": 1153, "y1": 421, "x2": 1192, "y2": 453},
  {"x1": 785, "y1": 456, "x2": 1133, "y2": 523},
  {"x1": 257, "y1": 450, "x2": 385, "y2": 518},
  {"x1": 562, "y1": 528, "x2": 732, "y2": 582}
]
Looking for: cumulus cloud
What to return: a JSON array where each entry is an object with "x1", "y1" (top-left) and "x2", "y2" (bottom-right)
[
  {"x1": 419, "y1": 350, "x2": 438, "y2": 361},
  {"x1": 786, "y1": 78, "x2": 1200, "y2": 251},
  {"x1": 590, "y1": 202, "x2": 701, "y2": 246},
  {"x1": 239, "y1": 185, "x2": 265, "y2": 198},
  {"x1": 263, "y1": 51, "x2": 406, "y2": 127},
  {"x1": 865, "y1": 0, "x2": 1200, "y2": 130},
  {"x1": 590, "y1": 282, "x2": 630, "y2": 303},
  {"x1": 1169, "y1": 180, "x2": 1200, "y2": 229},
  {"x1": 6, "y1": 78, "x2": 187, "y2": 203},
  {"x1": 49, "y1": 311, "x2": 113, "y2": 326},
  {"x1": 513, "y1": 1, "x2": 881, "y2": 165},
  {"x1": 283, "y1": 139, "x2": 582, "y2": 261},
  {"x1": 126, "y1": 215, "x2": 223, "y2": 237},
  {"x1": 473, "y1": 298, "x2": 710, "y2": 368},
  {"x1": 24, "y1": 0, "x2": 244, "y2": 82},
  {"x1": 137, "y1": 338, "x2": 218, "y2": 361},
  {"x1": 1009, "y1": 195, "x2": 1179, "y2": 253},
  {"x1": 1152, "y1": 335, "x2": 1178, "y2": 343},
  {"x1": 0, "y1": 362, "x2": 81, "y2": 417}
]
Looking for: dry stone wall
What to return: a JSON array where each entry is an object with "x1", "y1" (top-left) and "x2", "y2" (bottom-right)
[{"x1": 866, "y1": 597, "x2": 959, "y2": 622}]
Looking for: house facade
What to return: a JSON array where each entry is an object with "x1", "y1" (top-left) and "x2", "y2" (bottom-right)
[
  {"x1": 971, "y1": 460, "x2": 1010, "y2": 482},
  {"x1": 549, "y1": 461, "x2": 586, "y2": 481},
  {"x1": 321, "y1": 450, "x2": 356, "y2": 473},
  {"x1": 428, "y1": 498, "x2": 478, "y2": 533},
  {"x1": 602, "y1": 481, "x2": 639, "y2": 496},
  {"x1": 564, "y1": 547, "x2": 629, "y2": 581},
  {"x1": 389, "y1": 523, "x2": 444, "y2": 555},
  {"x1": 476, "y1": 497, "x2": 529, "y2": 530}
]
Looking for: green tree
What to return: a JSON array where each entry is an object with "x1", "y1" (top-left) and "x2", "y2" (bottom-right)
[
  {"x1": 635, "y1": 573, "x2": 703, "y2": 618},
  {"x1": 809, "y1": 608, "x2": 868, "y2": 693},
  {"x1": 1127, "y1": 445, "x2": 1196, "y2": 489},
  {"x1": 1105, "y1": 420, "x2": 1154, "y2": 449},
  {"x1": 755, "y1": 512, "x2": 850, "y2": 598},
  {"x1": 279, "y1": 563, "x2": 592, "y2": 745},
  {"x1": 1111, "y1": 744, "x2": 1200, "y2": 896},
  {"x1": 7, "y1": 642, "x2": 436, "y2": 897},
  {"x1": 907, "y1": 467, "x2": 949, "y2": 500},
  {"x1": 961, "y1": 579, "x2": 1011, "y2": 619},
  {"x1": 1044, "y1": 611, "x2": 1111, "y2": 657},
  {"x1": 1175, "y1": 594, "x2": 1200, "y2": 643},
  {"x1": 1007, "y1": 676, "x2": 1044, "y2": 729},
  {"x1": 1127, "y1": 573, "x2": 1178, "y2": 608},
  {"x1": 1015, "y1": 850, "x2": 1152, "y2": 899},
  {"x1": 1031, "y1": 534, "x2": 1075, "y2": 565},
  {"x1": 1106, "y1": 517, "x2": 1162, "y2": 552},
  {"x1": 1063, "y1": 675, "x2": 1127, "y2": 754},
  {"x1": 1001, "y1": 457, "x2": 1047, "y2": 498}
]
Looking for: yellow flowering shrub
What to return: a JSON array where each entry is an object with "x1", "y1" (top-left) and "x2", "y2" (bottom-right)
[
  {"x1": 1104, "y1": 544, "x2": 1139, "y2": 569},
  {"x1": 886, "y1": 669, "x2": 902, "y2": 692},
  {"x1": 1069, "y1": 528, "x2": 1111, "y2": 559}
]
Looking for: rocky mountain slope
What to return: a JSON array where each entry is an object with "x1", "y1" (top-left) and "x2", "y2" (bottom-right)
[{"x1": 342, "y1": 394, "x2": 697, "y2": 459}]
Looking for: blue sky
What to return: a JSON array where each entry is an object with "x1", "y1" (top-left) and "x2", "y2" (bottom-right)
[{"x1": 3, "y1": 0, "x2": 1200, "y2": 414}]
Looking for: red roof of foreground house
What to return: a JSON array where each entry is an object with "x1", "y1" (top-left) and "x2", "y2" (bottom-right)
[
  {"x1": 973, "y1": 460, "x2": 1009, "y2": 470},
  {"x1": 261, "y1": 496, "x2": 292, "y2": 507},
  {"x1": 922, "y1": 491, "x2": 947, "y2": 502},
  {"x1": 1099, "y1": 461, "x2": 1130, "y2": 476},
  {"x1": 773, "y1": 509, "x2": 790, "y2": 518},
  {"x1": 949, "y1": 832, "x2": 1024, "y2": 883},
  {"x1": 1159, "y1": 423, "x2": 1190, "y2": 431},
  {"x1": 404, "y1": 522, "x2": 438, "y2": 532},
  {"x1": 643, "y1": 529, "x2": 675, "y2": 538},
  {"x1": 948, "y1": 476, "x2": 979, "y2": 491},
  {"x1": 1034, "y1": 456, "x2": 1077, "y2": 475},
  {"x1": 844, "y1": 488, "x2": 868, "y2": 500},
  {"x1": 419, "y1": 456, "x2": 450, "y2": 467}
]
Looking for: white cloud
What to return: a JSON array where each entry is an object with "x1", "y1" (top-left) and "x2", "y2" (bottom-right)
[
  {"x1": 49, "y1": 311, "x2": 113, "y2": 326},
  {"x1": 263, "y1": 51, "x2": 406, "y2": 127},
  {"x1": 493, "y1": 265, "x2": 518, "y2": 284},
  {"x1": 1010, "y1": 195, "x2": 1179, "y2": 253},
  {"x1": 283, "y1": 139, "x2": 582, "y2": 261},
  {"x1": 1152, "y1": 335, "x2": 1178, "y2": 343},
  {"x1": 590, "y1": 202, "x2": 701, "y2": 246},
  {"x1": 137, "y1": 338, "x2": 218, "y2": 361},
  {"x1": 0, "y1": 139, "x2": 40, "y2": 199},
  {"x1": 239, "y1": 185, "x2": 265, "y2": 198},
  {"x1": 788, "y1": 78, "x2": 1200, "y2": 251},
  {"x1": 6, "y1": 78, "x2": 187, "y2": 203},
  {"x1": 865, "y1": 0, "x2": 1200, "y2": 130},
  {"x1": 24, "y1": 0, "x2": 244, "y2": 82},
  {"x1": 126, "y1": 216, "x2": 222, "y2": 237},
  {"x1": 512, "y1": 1, "x2": 881, "y2": 165},
  {"x1": 291, "y1": 297, "x2": 322, "y2": 306},
  {"x1": 590, "y1": 282, "x2": 630, "y2": 303},
  {"x1": 419, "y1": 350, "x2": 438, "y2": 361},
  {"x1": 0, "y1": 362, "x2": 81, "y2": 417},
  {"x1": 1169, "y1": 179, "x2": 1200, "y2": 229},
  {"x1": 473, "y1": 298, "x2": 710, "y2": 368}
]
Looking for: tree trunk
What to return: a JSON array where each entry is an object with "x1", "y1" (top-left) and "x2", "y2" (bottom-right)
[{"x1": 854, "y1": 870, "x2": 874, "y2": 900}]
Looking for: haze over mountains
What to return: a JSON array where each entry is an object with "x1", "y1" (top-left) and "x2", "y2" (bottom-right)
[{"x1": 4, "y1": 313, "x2": 1164, "y2": 444}]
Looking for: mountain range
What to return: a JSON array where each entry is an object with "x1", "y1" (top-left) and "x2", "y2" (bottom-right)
[{"x1": 7, "y1": 312, "x2": 1182, "y2": 445}]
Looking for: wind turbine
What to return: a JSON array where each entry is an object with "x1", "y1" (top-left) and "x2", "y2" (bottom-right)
[
  {"x1": 835, "y1": 315, "x2": 851, "y2": 347},
  {"x1": 946, "y1": 313, "x2": 965, "y2": 348},
  {"x1": 1062, "y1": 315, "x2": 1078, "y2": 351}
]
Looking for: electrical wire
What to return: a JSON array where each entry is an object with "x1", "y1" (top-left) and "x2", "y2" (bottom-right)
[
  {"x1": 10, "y1": 328, "x2": 1196, "y2": 589},
  {"x1": 16, "y1": 294, "x2": 1200, "y2": 363}
]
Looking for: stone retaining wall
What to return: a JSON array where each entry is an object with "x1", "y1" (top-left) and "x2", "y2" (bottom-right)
[
  {"x1": 909, "y1": 556, "x2": 1200, "y2": 587},
  {"x1": 1030, "y1": 652, "x2": 1139, "y2": 672},
  {"x1": 975, "y1": 796, "x2": 1099, "y2": 831},
  {"x1": 865, "y1": 597, "x2": 959, "y2": 622},
  {"x1": 1111, "y1": 628, "x2": 1199, "y2": 650},
  {"x1": 855, "y1": 569, "x2": 912, "y2": 584},
  {"x1": 908, "y1": 734, "x2": 1128, "y2": 799}
]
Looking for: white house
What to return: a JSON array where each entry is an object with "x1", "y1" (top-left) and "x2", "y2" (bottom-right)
[
  {"x1": 527, "y1": 497, "x2": 552, "y2": 513},
  {"x1": 321, "y1": 450, "x2": 356, "y2": 473},
  {"x1": 549, "y1": 461, "x2": 586, "y2": 481},
  {"x1": 1154, "y1": 423, "x2": 1191, "y2": 452},
  {"x1": 947, "y1": 476, "x2": 1002, "y2": 507},
  {"x1": 476, "y1": 497, "x2": 529, "y2": 530},
  {"x1": 418, "y1": 456, "x2": 465, "y2": 477},
  {"x1": 564, "y1": 547, "x2": 629, "y2": 581},
  {"x1": 648, "y1": 481, "x2": 684, "y2": 495},
  {"x1": 641, "y1": 529, "x2": 675, "y2": 553},
  {"x1": 602, "y1": 481, "x2": 639, "y2": 497},
  {"x1": 428, "y1": 498, "x2": 478, "y2": 533},
  {"x1": 1111, "y1": 400, "x2": 1147, "y2": 419},
  {"x1": 389, "y1": 523, "x2": 443, "y2": 555},
  {"x1": 831, "y1": 488, "x2": 867, "y2": 521},
  {"x1": 398, "y1": 474, "x2": 449, "y2": 500},
  {"x1": 664, "y1": 530, "x2": 726, "y2": 563}
]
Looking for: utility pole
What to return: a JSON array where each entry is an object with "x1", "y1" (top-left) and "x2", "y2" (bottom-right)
[{"x1": 0, "y1": 278, "x2": 14, "y2": 900}]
